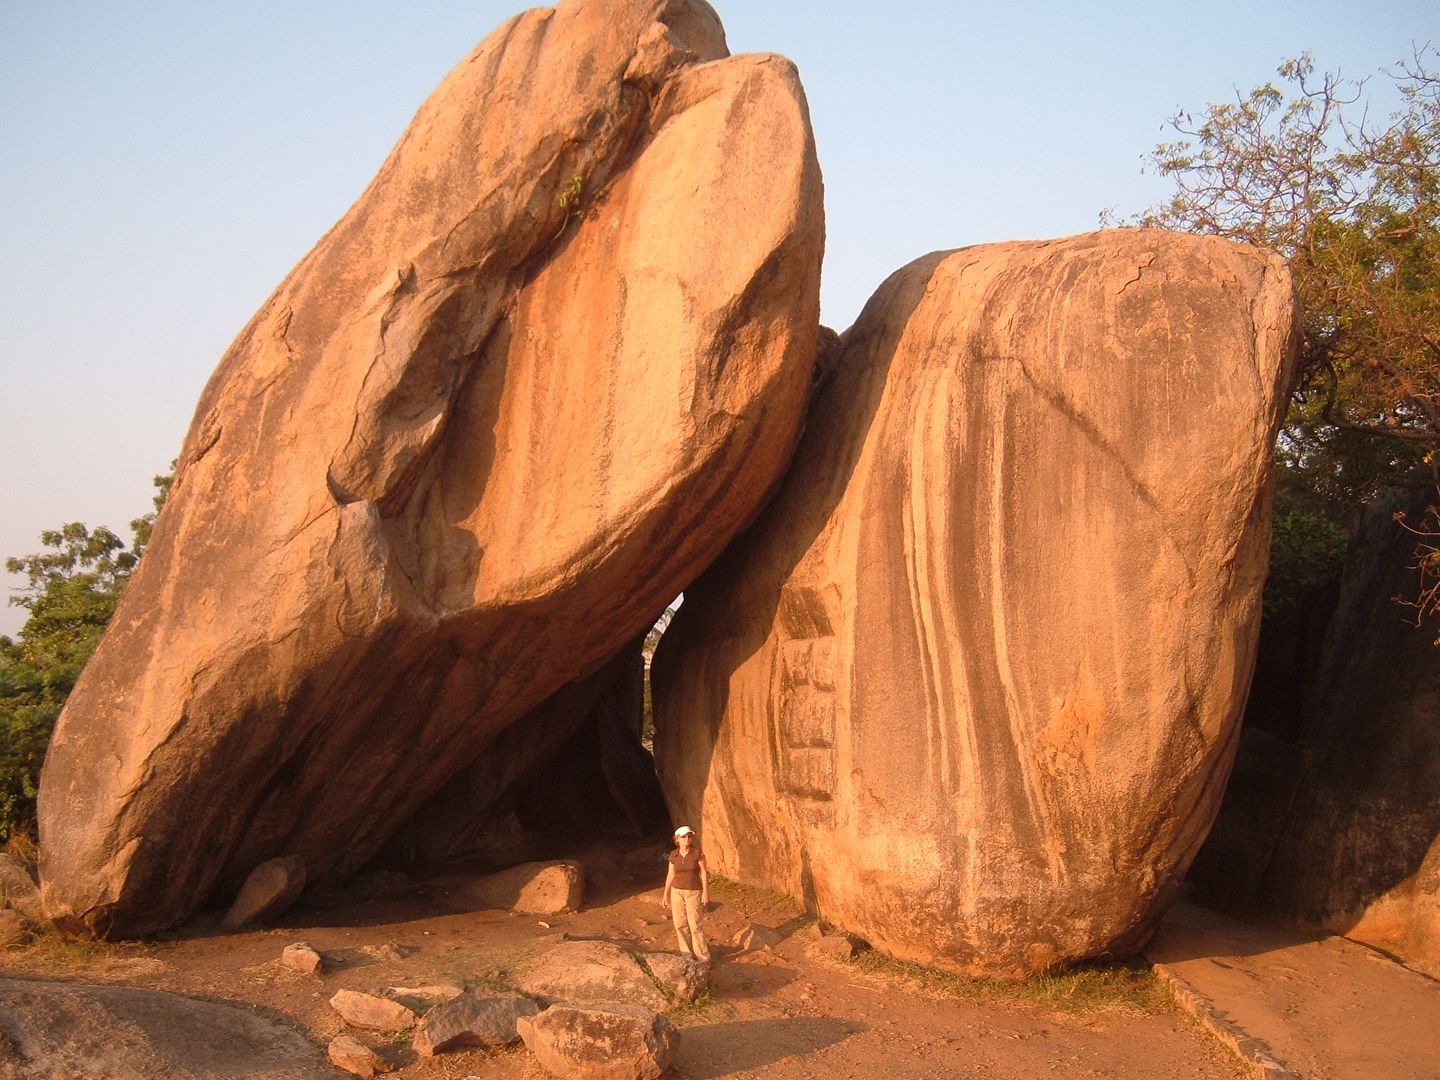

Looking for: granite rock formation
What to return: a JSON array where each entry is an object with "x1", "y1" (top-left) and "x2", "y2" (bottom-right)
[
  {"x1": 39, "y1": 0, "x2": 823, "y2": 937},
  {"x1": 653, "y1": 230, "x2": 1296, "y2": 976},
  {"x1": 1193, "y1": 481, "x2": 1440, "y2": 975}
]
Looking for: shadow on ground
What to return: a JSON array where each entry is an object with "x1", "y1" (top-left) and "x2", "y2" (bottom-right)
[{"x1": 674, "y1": 1016, "x2": 861, "y2": 1078}]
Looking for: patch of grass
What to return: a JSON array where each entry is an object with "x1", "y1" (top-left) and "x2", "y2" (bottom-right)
[
  {"x1": 847, "y1": 950, "x2": 1165, "y2": 1014},
  {"x1": 666, "y1": 990, "x2": 734, "y2": 1025},
  {"x1": 2, "y1": 829, "x2": 38, "y2": 875},
  {"x1": 10, "y1": 930, "x2": 120, "y2": 972}
]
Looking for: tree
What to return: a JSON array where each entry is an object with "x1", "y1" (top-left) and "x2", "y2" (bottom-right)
[
  {"x1": 1122, "y1": 47, "x2": 1440, "y2": 623},
  {"x1": 0, "y1": 471, "x2": 171, "y2": 842}
]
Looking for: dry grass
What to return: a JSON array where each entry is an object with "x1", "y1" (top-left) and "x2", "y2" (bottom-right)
[{"x1": 845, "y1": 949, "x2": 1167, "y2": 1014}]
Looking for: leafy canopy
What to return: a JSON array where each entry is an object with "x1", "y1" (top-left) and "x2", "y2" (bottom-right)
[
  {"x1": 1121, "y1": 47, "x2": 1440, "y2": 623},
  {"x1": 0, "y1": 472, "x2": 171, "y2": 841}
]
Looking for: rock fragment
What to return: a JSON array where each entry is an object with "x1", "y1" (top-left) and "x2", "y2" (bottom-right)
[
  {"x1": 223, "y1": 855, "x2": 306, "y2": 929},
  {"x1": 460, "y1": 860, "x2": 585, "y2": 916},
  {"x1": 641, "y1": 951, "x2": 709, "y2": 1001},
  {"x1": 280, "y1": 941, "x2": 323, "y2": 975},
  {"x1": 327, "y1": 1033, "x2": 395, "y2": 1077},
  {"x1": 329, "y1": 989, "x2": 416, "y2": 1031},
  {"x1": 412, "y1": 989, "x2": 538, "y2": 1055},
  {"x1": 517, "y1": 1002, "x2": 677, "y2": 1080}
]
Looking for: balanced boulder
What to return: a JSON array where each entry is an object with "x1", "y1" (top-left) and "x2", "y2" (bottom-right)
[
  {"x1": 653, "y1": 230, "x2": 1296, "y2": 975},
  {"x1": 38, "y1": 0, "x2": 823, "y2": 937}
]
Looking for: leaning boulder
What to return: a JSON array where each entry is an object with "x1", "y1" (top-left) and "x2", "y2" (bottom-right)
[
  {"x1": 518, "y1": 940, "x2": 668, "y2": 1011},
  {"x1": 654, "y1": 230, "x2": 1297, "y2": 976},
  {"x1": 517, "y1": 1002, "x2": 677, "y2": 1080},
  {"x1": 38, "y1": 0, "x2": 823, "y2": 937}
]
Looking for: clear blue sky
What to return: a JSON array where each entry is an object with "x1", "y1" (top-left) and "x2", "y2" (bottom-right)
[{"x1": 1, "y1": 1, "x2": 1433, "y2": 636}]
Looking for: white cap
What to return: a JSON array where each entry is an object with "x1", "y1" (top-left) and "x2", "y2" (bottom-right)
[{"x1": 673, "y1": 825, "x2": 695, "y2": 837}]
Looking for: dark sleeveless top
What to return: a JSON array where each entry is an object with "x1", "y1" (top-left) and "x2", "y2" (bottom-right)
[{"x1": 669, "y1": 848, "x2": 704, "y2": 890}]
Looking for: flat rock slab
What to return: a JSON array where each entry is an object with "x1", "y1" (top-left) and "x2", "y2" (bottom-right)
[
  {"x1": 1146, "y1": 901, "x2": 1440, "y2": 1080},
  {"x1": 518, "y1": 940, "x2": 668, "y2": 1012},
  {"x1": 0, "y1": 977, "x2": 338, "y2": 1079}
]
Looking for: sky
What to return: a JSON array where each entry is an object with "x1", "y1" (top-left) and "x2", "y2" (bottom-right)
[{"x1": 0, "y1": 0, "x2": 1434, "y2": 637}]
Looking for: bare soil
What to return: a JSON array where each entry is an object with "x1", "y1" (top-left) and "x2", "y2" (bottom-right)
[{"x1": 0, "y1": 842, "x2": 1249, "y2": 1079}]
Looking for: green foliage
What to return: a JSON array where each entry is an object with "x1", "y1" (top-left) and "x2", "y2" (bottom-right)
[
  {"x1": 0, "y1": 470, "x2": 171, "y2": 841},
  {"x1": 1264, "y1": 505, "x2": 1351, "y2": 622},
  {"x1": 1133, "y1": 48, "x2": 1440, "y2": 501},
  {"x1": 1122, "y1": 47, "x2": 1440, "y2": 624}
]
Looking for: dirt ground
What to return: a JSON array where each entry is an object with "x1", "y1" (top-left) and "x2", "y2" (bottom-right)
[{"x1": 0, "y1": 842, "x2": 1250, "y2": 1080}]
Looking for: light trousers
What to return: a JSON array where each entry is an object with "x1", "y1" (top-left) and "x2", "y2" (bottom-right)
[{"x1": 669, "y1": 887, "x2": 710, "y2": 962}]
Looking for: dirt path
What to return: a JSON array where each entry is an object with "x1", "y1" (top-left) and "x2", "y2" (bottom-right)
[
  {"x1": 1146, "y1": 901, "x2": 1440, "y2": 1080},
  {"x1": 1, "y1": 849, "x2": 1250, "y2": 1079}
]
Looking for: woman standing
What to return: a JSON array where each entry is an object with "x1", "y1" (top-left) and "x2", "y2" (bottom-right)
[{"x1": 661, "y1": 825, "x2": 711, "y2": 965}]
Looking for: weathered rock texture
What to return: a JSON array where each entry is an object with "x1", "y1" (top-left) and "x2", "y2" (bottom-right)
[
  {"x1": 517, "y1": 1002, "x2": 676, "y2": 1080},
  {"x1": 39, "y1": 0, "x2": 823, "y2": 937},
  {"x1": 1193, "y1": 482, "x2": 1440, "y2": 975},
  {"x1": 654, "y1": 230, "x2": 1296, "y2": 976},
  {"x1": 0, "y1": 977, "x2": 337, "y2": 1079}
]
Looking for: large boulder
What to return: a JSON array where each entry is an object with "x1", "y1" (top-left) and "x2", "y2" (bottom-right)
[
  {"x1": 654, "y1": 230, "x2": 1297, "y2": 976},
  {"x1": 1197, "y1": 482, "x2": 1440, "y2": 974},
  {"x1": 0, "y1": 977, "x2": 336, "y2": 1079},
  {"x1": 38, "y1": 0, "x2": 823, "y2": 937}
]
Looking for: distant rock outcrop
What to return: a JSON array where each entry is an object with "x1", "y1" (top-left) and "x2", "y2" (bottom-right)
[
  {"x1": 654, "y1": 230, "x2": 1296, "y2": 976},
  {"x1": 1194, "y1": 481, "x2": 1440, "y2": 975},
  {"x1": 38, "y1": 0, "x2": 822, "y2": 937}
]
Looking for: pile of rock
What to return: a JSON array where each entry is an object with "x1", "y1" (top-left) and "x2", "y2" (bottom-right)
[{"x1": 314, "y1": 935, "x2": 703, "y2": 1078}]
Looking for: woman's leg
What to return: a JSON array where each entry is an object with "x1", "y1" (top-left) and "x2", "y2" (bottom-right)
[
  {"x1": 682, "y1": 889, "x2": 711, "y2": 962},
  {"x1": 669, "y1": 888, "x2": 695, "y2": 956}
]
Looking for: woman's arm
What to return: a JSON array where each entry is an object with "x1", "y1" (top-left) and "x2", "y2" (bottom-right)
[
  {"x1": 698, "y1": 854, "x2": 709, "y2": 907},
  {"x1": 662, "y1": 860, "x2": 675, "y2": 906}
]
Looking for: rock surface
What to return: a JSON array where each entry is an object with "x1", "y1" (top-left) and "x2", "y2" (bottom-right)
[
  {"x1": 1195, "y1": 482, "x2": 1440, "y2": 975},
  {"x1": 640, "y1": 951, "x2": 709, "y2": 1001},
  {"x1": 224, "y1": 855, "x2": 306, "y2": 928},
  {"x1": 0, "y1": 856, "x2": 43, "y2": 928},
  {"x1": 281, "y1": 942, "x2": 323, "y2": 975},
  {"x1": 38, "y1": 0, "x2": 823, "y2": 937},
  {"x1": 518, "y1": 940, "x2": 668, "y2": 1011},
  {"x1": 326, "y1": 1034, "x2": 394, "y2": 1078},
  {"x1": 329, "y1": 989, "x2": 416, "y2": 1032},
  {"x1": 457, "y1": 860, "x2": 585, "y2": 916},
  {"x1": 654, "y1": 230, "x2": 1296, "y2": 976},
  {"x1": 0, "y1": 977, "x2": 336, "y2": 1079},
  {"x1": 412, "y1": 989, "x2": 538, "y2": 1055},
  {"x1": 517, "y1": 1002, "x2": 677, "y2": 1080}
]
